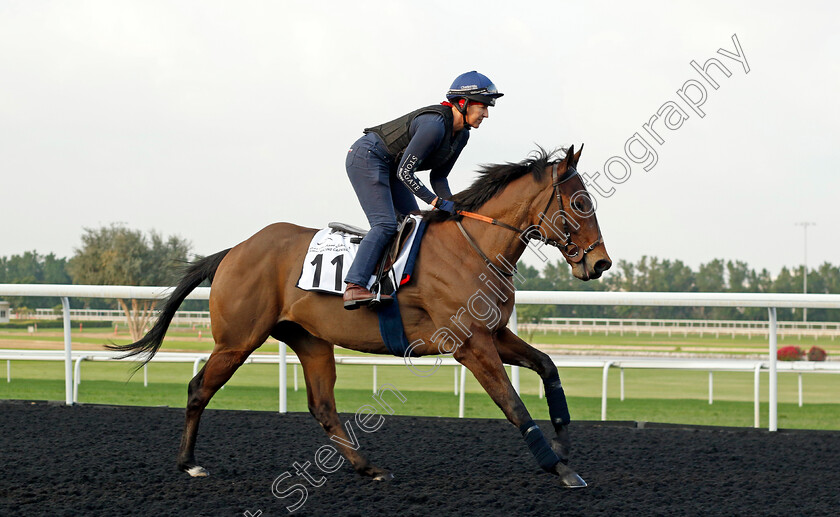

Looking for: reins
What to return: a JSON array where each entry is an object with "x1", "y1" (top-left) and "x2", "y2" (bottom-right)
[
  {"x1": 455, "y1": 219, "x2": 516, "y2": 278},
  {"x1": 454, "y1": 161, "x2": 603, "y2": 275}
]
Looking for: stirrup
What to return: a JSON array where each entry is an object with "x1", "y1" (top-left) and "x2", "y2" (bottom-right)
[
  {"x1": 343, "y1": 297, "x2": 373, "y2": 310},
  {"x1": 367, "y1": 291, "x2": 394, "y2": 311}
]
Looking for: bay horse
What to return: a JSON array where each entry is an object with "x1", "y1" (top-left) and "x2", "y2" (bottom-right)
[{"x1": 110, "y1": 145, "x2": 611, "y2": 488}]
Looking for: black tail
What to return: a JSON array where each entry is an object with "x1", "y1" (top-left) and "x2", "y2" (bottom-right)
[{"x1": 106, "y1": 248, "x2": 232, "y2": 366}]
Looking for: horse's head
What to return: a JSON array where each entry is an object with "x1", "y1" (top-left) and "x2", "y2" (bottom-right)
[
  {"x1": 429, "y1": 146, "x2": 611, "y2": 281},
  {"x1": 530, "y1": 145, "x2": 612, "y2": 280}
]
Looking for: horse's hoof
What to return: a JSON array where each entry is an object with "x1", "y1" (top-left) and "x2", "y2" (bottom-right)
[
  {"x1": 554, "y1": 463, "x2": 587, "y2": 489},
  {"x1": 186, "y1": 465, "x2": 210, "y2": 477},
  {"x1": 361, "y1": 465, "x2": 393, "y2": 481},
  {"x1": 560, "y1": 472, "x2": 587, "y2": 489},
  {"x1": 373, "y1": 471, "x2": 394, "y2": 481}
]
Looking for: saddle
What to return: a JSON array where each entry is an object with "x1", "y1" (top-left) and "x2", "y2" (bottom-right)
[
  {"x1": 327, "y1": 222, "x2": 367, "y2": 243},
  {"x1": 328, "y1": 216, "x2": 417, "y2": 295}
]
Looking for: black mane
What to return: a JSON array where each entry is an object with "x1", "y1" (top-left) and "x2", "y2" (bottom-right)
[{"x1": 422, "y1": 147, "x2": 567, "y2": 223}]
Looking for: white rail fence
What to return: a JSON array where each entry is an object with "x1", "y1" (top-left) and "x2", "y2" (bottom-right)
[
  {"x1": 524, "y1": 317, "x2": 840, "y2": 339},
  {"x1": 19, "y1": 309, "x2": 840, "y2": 340},
  {"x1": 25, "y1": 308, "x2": 211, "y2": 326},
  {"x1": 2, "y1": 284, "x2": 840, "y2": 431},
  {"x1": 2, "y1": 349, "x2": 838, "y2": 429}
]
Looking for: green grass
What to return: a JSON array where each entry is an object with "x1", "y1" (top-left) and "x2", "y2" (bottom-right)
[
  {"x1": 0, "y1": 328, "x2": 381, "y2": 354},
  {"x1": 3, "y1": 378, "x2": 835, "y2": 430},
  {"x1": 1, "y1": 360, "x2": 837, "y2": 430},
  {"x1": 2, "y1": 327, "x2": 837, "y2": 430}
]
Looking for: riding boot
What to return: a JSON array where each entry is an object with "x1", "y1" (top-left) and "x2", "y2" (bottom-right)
[{"x1": 343, "y1": 283, "x2": 393, "y2": 310}]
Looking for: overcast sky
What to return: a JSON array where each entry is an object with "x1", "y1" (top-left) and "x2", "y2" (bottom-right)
[{"x1": 1, "y1": 0, "x2": 838, "y2": 278}]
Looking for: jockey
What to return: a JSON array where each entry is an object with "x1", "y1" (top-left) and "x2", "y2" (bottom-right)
[{"x1": 343, "y1": 71, "x2": 503, "y2": 309}]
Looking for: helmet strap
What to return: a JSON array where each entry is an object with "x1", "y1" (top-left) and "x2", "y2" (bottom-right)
[{"x1": 456, "y1": 98, "x2": 469, "y2": 128}]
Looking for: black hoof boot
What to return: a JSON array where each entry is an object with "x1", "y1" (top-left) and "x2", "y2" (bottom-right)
[
  {"x1": 551, "y1": 424, "x2": 572, "y2": 464},
  {"x1": 551, "y1": 436, "x2": 570, "y2": 465}
]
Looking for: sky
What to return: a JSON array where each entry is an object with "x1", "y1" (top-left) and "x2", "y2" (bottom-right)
[{"x1": 1, "y1": 0, "x2": 838, "y2": 277}]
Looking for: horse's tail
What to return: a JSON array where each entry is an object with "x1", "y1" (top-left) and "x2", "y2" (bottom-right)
[{"x1": 106, "y1": 248, "x2": 232, "y2": 366}]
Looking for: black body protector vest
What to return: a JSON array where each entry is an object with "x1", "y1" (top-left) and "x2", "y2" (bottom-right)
[{"x1": 363, "y1": 104, "x2": 462, "y2": 168}]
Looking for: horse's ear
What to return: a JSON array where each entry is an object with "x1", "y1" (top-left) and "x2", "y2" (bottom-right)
[
  {"x1": 572, "y1": 143, "x2": 584, "y2": 168},
  {"x1": 565, "y1": 144, "x2": 575, "y2": 167}
]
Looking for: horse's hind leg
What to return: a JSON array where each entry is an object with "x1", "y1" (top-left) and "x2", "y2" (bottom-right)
[
  {"x1": 177, "y1": 347, "x2": 251, "y2": 477},
  {"x1": 493, "y1": 327, "x2": 574, "y2": 464},
  {"x1": 285, "y1": 328, "x2": 393, "y2": 481}
]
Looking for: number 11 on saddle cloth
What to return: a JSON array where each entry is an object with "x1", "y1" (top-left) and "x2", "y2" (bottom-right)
[{"x1": 296, "y1": 214, "x2": 426, "y2": 296}]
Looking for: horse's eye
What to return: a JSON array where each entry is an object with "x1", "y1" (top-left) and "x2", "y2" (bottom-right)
[{"x1": 573, "y1": 200, "x2": 586, "y2": 212}]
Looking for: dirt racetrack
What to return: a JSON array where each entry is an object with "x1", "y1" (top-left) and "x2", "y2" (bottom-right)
[{"x1": 1, "y1": 400, "x2": 838, "y2": 516}]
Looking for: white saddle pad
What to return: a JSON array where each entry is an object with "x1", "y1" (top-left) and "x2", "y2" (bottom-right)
[{"x1": 296, "y1": 215, "x2": 423, "y2": 295}]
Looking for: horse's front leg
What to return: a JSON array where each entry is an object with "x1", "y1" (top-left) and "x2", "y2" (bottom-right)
[
  {"x1": 453, "y1": 325, "x2": 586, "y2": 488},
  {"x1": 493, "y1": 327, "x2": 575, "y2": 464}
]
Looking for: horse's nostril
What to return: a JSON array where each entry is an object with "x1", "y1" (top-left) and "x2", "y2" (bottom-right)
[{"x1": 594, "y1": 259, "x2": 612, "y2": 273}]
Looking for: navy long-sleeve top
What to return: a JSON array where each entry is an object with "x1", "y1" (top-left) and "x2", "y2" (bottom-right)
[{"x1": 395, "y1": 112, "x2": 469, "y2": 205}]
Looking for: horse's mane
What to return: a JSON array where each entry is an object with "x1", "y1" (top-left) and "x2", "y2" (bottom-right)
[{"x1": 422, "y1": 146, "x2": 567, "y2": 223}]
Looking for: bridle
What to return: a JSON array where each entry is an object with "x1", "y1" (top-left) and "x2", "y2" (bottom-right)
[{"x1": 455, "y1": 161, "x2": 603, "y2": 277}]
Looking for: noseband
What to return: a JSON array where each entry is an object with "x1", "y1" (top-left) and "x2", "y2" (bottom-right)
[{"x1": 455, "y1": 161, "x2": 603, "y2": 277}]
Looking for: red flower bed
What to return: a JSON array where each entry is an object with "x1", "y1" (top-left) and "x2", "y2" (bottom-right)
[
  {"x1": 807, "y1": 346, "x2": 827, "y2": 361},
  {"x1": 777, "y1": 346, "x2": 804, "y2": 361}
]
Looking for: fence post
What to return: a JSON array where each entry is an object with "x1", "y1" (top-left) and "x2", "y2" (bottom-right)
[
  {"x1": 510, "y1": 306, "x2": 520, "y2": 395},
  {"x1": 192, "y1": 357, "x2": 206, "y2": 377},
  {"x1": 279, "y1": 342, "x2": 287, "y2": 414},
  {"x1": 61, "y1": 297, "x2": 73, "y2": 406},
  {"x1": 620, "y1": 368, "x2": 625, "y2": 401},
  {"x1": 798, "y1": 372, "x2": 803, "y2": 407},
  {"x1": 73, "y1": 355, "x2": 88, "y2": 403},
  {"x1": 601, "y1": 361, "x2": 613, "y2": 421},
  {"x1": 458, "y1": 365, "x2": 467, "y2": 418},
  {"x1": 768, "y1": 308, "x2": 778, "y2": 432},
  {"x1": 754, "y1": 363, "x2": 761, "y2": 428},
  {"x1": 708, "y1": 371, "x2": 713, "y2": 405},
  {"x1": 454, "y1": 366, "x2": 458, "y2": 396}
]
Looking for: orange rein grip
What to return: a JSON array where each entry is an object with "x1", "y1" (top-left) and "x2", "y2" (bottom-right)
[{"x1": 457, "y1": 210, "x2": 496, "y2": 224}]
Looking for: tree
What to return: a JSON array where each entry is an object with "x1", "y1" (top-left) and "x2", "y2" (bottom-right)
[
  {"x1": 802, "y1": 262, "x2": 840, "y2": 321},
  {"x1": 0, "y1": 251, "x2": 71, "y2": 309},
  {"x1": 726, "y1": 260, "x2": 751, "y2": 293},
  {"x1": 67, "y1": 224, "x2": 191, "y2": 341},
  {"x1": 696, "y1": 259, "x2": 725, "y2": 292}
]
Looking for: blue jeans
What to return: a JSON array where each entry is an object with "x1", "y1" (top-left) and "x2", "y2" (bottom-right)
[{"x1": 344, "y1": 133, "x2": 419, "y2": 286}]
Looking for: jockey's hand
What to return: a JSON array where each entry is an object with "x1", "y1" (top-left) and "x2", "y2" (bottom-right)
[{"x1": 435, "y1": 199, "x2": 456, "y2": 213}]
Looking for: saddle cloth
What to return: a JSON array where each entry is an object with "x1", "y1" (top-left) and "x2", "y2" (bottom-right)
[{"x1": 296, "y1": 215, "x2": 425, "y2": 295}]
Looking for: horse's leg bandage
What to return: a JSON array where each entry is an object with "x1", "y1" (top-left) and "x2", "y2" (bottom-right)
[
  {"x1": 519, "y1": 420, "x2": 560, "y2": 472},
  {"x1": 544, "y1": 370, "x2": 571, "y2": 428}
]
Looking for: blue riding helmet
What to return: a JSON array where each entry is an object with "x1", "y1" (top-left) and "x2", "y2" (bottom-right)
[{"x1": 446, "y1": 71, "x2": 504, "y2": 107}]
